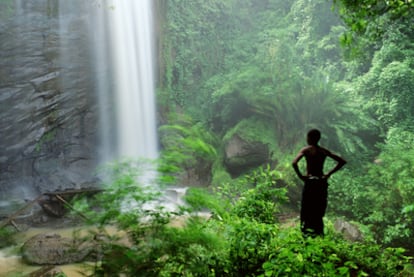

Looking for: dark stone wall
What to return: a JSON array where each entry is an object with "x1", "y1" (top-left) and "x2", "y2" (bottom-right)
[{"x1": 0, "y1": 0, "x2": 99, "y2": 201}]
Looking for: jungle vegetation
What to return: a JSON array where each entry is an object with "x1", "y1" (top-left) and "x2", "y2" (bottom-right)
[
  {"x1": 156, "y1": 0, "x2": 414, "y2": 251},
  {"x1": 70, "y1": 0, "x2": 414, "y2": 275}
]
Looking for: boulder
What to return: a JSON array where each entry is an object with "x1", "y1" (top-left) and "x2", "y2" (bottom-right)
[
  {"x1": 21, "y1": 233, "x2": 94, "y2": 265},
  {"x1": 224, "y1": 134, "x2": 269, "y2": 176},
  {"x1": 334, "y1": 218, "x2": 363, "y2": 242},
  {"x1": 178, "y1": 163, "x2": 212, "y2": 187}
]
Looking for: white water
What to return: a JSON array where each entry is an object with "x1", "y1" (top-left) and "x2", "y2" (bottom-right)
[{"x1": 93, "y1": 0, "x2": 158, "y2": 163}]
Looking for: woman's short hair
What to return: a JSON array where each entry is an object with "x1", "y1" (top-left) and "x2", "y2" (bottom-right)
[{"x1": 307, "y1": 129, "x2": 321, "y2": 144}]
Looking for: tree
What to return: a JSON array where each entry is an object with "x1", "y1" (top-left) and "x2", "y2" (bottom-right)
[
  {"x1": 332, "y1": 0, "x2": 414, "y2": 46},
  {"x1": 354, "y1": 20, "x2": 414, "y2": 132}
]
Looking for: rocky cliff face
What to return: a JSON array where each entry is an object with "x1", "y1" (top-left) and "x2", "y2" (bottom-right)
[{"x1": 0, "y1": 1, "x2": 99, "y2": 202}]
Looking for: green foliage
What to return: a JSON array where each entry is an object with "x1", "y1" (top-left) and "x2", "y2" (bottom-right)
[
  {"x1": 158, "y1": 0, "x2": 236, "y2": 111},
  {"x1": 0, "y1": 227, "x2": 16, "y2": 248},
  {"x1": 157, "y1": 0, "x2": 414, "y2": 269},
  {"x1": 365, "y1": 129, "x2": 414, "y2": 247},
  {"x1": 73, "y1": 159, "x2": 162, "y2": 228},
  {"x1": 157, "y1": 0, "x2": 376, "y2": 173},
  {"x1": 210, "y1": 160, "x2": 233, "y2": 187},
  {"x1": 158, "y1": 114, "x2": 218, "y2": 183},
  {"x1": 333, "y1": 0, "x2": 414, "y2": 48},
  {"x1": 261, "y1": 229, "x2": 413, "y2": 277},
  {"x1": 184, "y1": 187, "x2": 231, "y2": 221},
  {"x1": 191, "y1": 166, "x2": 288, "y2": 224},
  {"x1": 354, "y1": 20, "x2": 414, "y2": 134},
  {"x1": 330, "y1": 128, "x2": 414, "y2": 250},
  {"x1": 158, "y1": 0, "x2": 355, "y2": 138},
  {"x1": 223, "y1": 117, "x2": 280, "y2": 157},
  {"x1": 364, "y1": 67, "x2": 412, "y2": 125},
  {"x1": 227, "y1": 219, "x2": 413, "y2": 276},
  {"x1": 72, "y1": 160, "x2": 413, "y2": 276},
  {"x1": 229, "y1": 219, "x2": 278, "y2": 276},
  {"x1": 0, "y1": 0, "x2": 14, "y2": 19},
  {"x1": 138, "y1": 218, "x2": 227, "y2": 277},
  {"x1": 34, "y1": 129, "x2": 56, "y2": 152},
  {"x1": 232, "y1": 166, "x2": 287, "y2": 224},
  {"x1": 73, "y1": 161, "x2": 229, "y2": 276}
]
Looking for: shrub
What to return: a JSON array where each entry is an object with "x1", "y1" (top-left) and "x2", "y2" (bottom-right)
[{"x1": 72, "y1": 160, "x2": 413, "y2": 276}]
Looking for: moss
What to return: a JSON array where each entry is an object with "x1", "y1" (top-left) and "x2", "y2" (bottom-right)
[
  {"x1": 0, "y1": 0, "x2": 14, "y2": 20},
  {"x1": 211, "y1": 159, "x2": 232, "y2": 186},
  {"x1": 35, "y1": 129, "x2": 56, "y2": 152}
]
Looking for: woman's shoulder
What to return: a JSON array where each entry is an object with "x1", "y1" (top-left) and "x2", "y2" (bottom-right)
[
  {"x1": 318, "y1": 146, "x2": 332, "y2": 155},
  {"x1": 303, "y1": 145, "x2": 331, "y2": 156}
]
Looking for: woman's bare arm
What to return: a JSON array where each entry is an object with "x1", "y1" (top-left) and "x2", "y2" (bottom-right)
[{"x1": 324, "y1": 152, "x2": 346, "y2": 179}]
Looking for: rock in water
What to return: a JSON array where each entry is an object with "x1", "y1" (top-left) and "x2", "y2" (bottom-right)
[{"x1": 21, "y1": 233, "x2": 92, "y2": 265}]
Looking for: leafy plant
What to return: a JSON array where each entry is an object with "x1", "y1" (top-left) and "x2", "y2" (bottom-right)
[
  {"x1": 158, "y1": 114, "x2": 218, "y2": 184},
  {"x1": 0, "y1": 226, "x2": 16, "y2": 248},
  {"x1": 72, "y1": 159, "x2": 413, "y2": 276},
  {"x1": 231, "y1": 166, "x2": 287, "y2": 224},
  {"x1": 261, "y1": 228, "x2": 413, "y2": 277},
  {"x1": 333, "y1": 0, "x2": 414, "y2": 47},
  {"x1": 329, "y1": 127, "x2": 414, "y2": 251}
]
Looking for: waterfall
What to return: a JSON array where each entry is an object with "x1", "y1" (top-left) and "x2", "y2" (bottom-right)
[
  {"x1": 92, "y1": 0, "x2": 158, "y2": 163},
  {"x1": 90, "y1": 2, "x2": 187, "y2": 212}
]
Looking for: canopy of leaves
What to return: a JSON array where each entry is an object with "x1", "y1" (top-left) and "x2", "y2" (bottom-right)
[{"x1": 333, "y1": 0, "x2": 414, "y2": 48}]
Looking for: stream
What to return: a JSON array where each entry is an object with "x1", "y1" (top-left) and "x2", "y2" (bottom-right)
[{"x1": 0, "y1": 186, "x2": 190, "y2": 276}]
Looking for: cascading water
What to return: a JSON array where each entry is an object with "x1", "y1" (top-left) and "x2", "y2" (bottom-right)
[
  {"x1": 91, "y1": 0, "x2": 158, "y2": 164},
  {"x1": 89, "y1": 1, "x2": 186, "y2": 211}
]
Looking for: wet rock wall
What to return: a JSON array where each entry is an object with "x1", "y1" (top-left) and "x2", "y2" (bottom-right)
[{"x1": 0, "y1": 0, "x2": 99, "y2": 201}]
